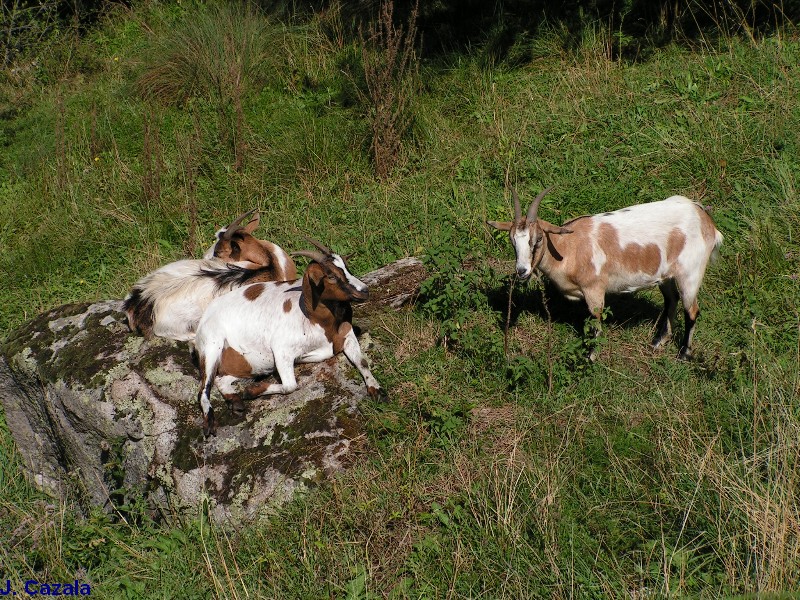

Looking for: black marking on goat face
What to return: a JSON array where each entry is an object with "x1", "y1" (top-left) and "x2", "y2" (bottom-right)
[
  {"x1": 309, "y1": 270, "x2": 326, "y2": 310},
  {"x1": 530, "y1": 225, "x2": 550, "y2": 271}
]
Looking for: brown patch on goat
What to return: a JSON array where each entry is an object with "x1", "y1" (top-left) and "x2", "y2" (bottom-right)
[
  {"x1": 666, "y1": 228, "x2": 686, "y2": 263},
  {"x1": 540, "y1": 218, "x2": 599, "y2": 296},
  {"x1": 212, "y1": 233, "x2": 297, "y2": 281},
  {"x1": 598, "y1": 223, "x2": 660, "y2": 275},
  {"x1": 697, "y1": 207, "x2": 720, "y2": 247},
  {"x1": 244, "y1": 283, "x2": 265, "y2": 301},
  {"x1": 283, "y1": 299, "x2": 292, "y2": 313},
  {"x1": 219, "y1": 346, "x2": 252, "y2": 378},
  {"x1": 239, "y1": 379, "x2": 272, "y2": 400},
  {"x1": 238, "y1": 237, "x2": 272, "y2": 267},
  {"x1": 335, "y1": 322, "x2": 353, "y2": 353}
]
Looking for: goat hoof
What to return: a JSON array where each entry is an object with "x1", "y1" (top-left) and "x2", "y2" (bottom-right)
[
  {"x1": 677, "y1": 348, "x2": 693, "y2": 361},
  {"x1": 368, "y1": 386, "x2": 388, "y2": 402},
  {"x1": 203, "y1": 409, "x2": 217, "y2": 437},
  {"x1": 651, "y1": 338, "x2": 668, "y2": 351},
  {"x1": 228, "y1": 398, "x2": 246, "y2": 415}
]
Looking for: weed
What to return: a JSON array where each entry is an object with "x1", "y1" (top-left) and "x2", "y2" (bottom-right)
[
  {"x1": 1, "y1": 0, "x2": 58, "y2": 69},
  {"x1": 358, "y1": 0, "x2": 420, "y2": 179},
  {"x1": 419, "y1": 234, "x2": 493, "y2": 347}
]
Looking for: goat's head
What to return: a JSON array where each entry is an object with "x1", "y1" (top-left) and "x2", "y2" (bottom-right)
[
  {"x1": 293, "y1": 237, "x2": 369, "y2": 308},
  {"x1": 487, "y1": 187, "x2": 572, "y2": 280},
  {"x1": 203, "y1": 209, "x2": 269, "y2": 266}
]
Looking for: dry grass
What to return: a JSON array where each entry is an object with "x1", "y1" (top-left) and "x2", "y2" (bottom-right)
[
  {"x1": 359, "y1": 0, "x2": 420, "y2": 179},
  {"x1": 653, "y1": 367, "x2": 800, "y2": 594}
]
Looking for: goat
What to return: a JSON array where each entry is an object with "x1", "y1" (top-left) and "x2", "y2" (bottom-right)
[
  {"x1": 488, "y1": 188, "x2": 723, "y2": 359},
  {"x1": 202, "y1": 209, "x2": 296, "y2": 274},
  {"x1": 194, "y1": 238, "x2": 385, "y2": 435},
  {"x1": 123, "y1": 210, "x2": 297, "y2": 341}
]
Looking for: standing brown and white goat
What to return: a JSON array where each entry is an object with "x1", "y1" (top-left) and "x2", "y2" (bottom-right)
[
  {"x1": 194, "y1": 238, "x2": 385, "y2": 435},
  {"x1": 488, "y1": 188, "x2": 723, "y2": 359},
  {"x1": 124, "y1": 210, "x2": 297, "y2": 341}
]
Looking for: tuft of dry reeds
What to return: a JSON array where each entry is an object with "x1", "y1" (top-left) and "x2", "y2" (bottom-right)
[{"x1": 359, "y1": 0, "x2": 420, "y2": 180}]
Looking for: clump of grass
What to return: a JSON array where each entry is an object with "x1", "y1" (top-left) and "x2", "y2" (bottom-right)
[
  {"x1": 654, "y1": 361, "x2": 800, "y2": 593},
  {"x1": 136, "y1": 3, "x2": 276, "y2": 171}
]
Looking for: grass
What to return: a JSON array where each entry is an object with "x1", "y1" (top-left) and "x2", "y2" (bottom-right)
[{"x1": 1, "y1": 2, "x2": 799, "y2": 597}]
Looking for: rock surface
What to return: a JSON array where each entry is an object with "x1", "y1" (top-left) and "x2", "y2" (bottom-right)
[{"x1": 0, "y1": 258, "x2": 425, "y2": 523}]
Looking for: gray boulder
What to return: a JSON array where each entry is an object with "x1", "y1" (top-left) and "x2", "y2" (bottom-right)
[{"x1": 0, "y1": 258, "x2": 425, "y2": 523}]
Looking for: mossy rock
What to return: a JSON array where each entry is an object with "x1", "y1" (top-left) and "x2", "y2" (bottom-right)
[{"x1": 0, "y1": 258, "x2": 423, "y2": 523}]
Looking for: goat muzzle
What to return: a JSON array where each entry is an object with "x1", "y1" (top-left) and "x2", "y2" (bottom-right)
[{"x1": 351, "y1": 288, "x2": 369, "y2": 302}]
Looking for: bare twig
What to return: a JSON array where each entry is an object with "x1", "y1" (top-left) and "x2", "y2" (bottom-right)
[{"x1": 504, "y1": 274, "x2": 517, "y2": 357}]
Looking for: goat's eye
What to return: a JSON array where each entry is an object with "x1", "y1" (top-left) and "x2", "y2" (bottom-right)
[{"x1": 326, "y1": 275, "x2": 337, "y2": 283}]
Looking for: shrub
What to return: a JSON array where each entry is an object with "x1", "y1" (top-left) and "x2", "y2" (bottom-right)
[{"x1": 1, "y1": 0, "x2": 58, "y2": 69}]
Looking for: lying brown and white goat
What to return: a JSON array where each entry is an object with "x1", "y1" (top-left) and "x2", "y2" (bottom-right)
[
  {"x1": 124, "y1": 210, "x2": 297, "y2": 341},
  {"x1": 194, "y1": 238, "x2": 385, "y2": 435},
  {"x1": 202, "y1": 210, "x2": 296, "y2": 274},
  {"x1": 488, "y1": 188, "x2": 723, "y2": 359}
]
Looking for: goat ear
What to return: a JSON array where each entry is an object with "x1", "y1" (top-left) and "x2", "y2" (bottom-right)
[
  {"x1": 307, "y1": 263, "x2": 325, "y2": 310},
  {"x1": 541, "y1": 224, "x2": 573, "y2": 235},
  {"x1": 487, "y1": 220, "x2": 513, "y2": 231},
  {"x1": 243, "y1": 213, "x2": 260, "y2": 234}
]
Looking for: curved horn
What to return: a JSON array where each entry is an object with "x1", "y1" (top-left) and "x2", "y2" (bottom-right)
[
  {"x1": 221, "y1": 208, "x2": 258, "y2": 240},
  {"x1": 526, "y1": 186, "x2": 553, "y2": 223},
  {"x1": 512, "y1": 186, "x2": 522, "y2": 224},
  {"x1": 302, "y1": 235, "x2": 332, "y2": 255},
  {"x1": 291, "y1": 250, "x2": 327, "y2": 263}
]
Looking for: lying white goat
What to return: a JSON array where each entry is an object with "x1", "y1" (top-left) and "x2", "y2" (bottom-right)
[
  {"x1": 194, "y1": 238, "x2": 385, "y2": 435},
  {"x1": 488, "y1": 188, "x2": 723, "y2": 359},
  {"x1": 124, "y1": 210, "x2": 296, "y2": 341}
]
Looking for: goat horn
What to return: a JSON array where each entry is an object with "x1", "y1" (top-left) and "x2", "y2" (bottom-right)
[
  {"x1": 222, "y1": 208, "x2": 258, "y2": 240},
  {"x1": 291, "y1": 250, "x2": 327, "y2": 263},
  {"x1": 302, "y1": 235, "x2": 333, "y2": 255},
  {"x1": 526, "y1": 186, "x2": 554, "y2": 223},
  {"x1": 512, "y1": 186, "x2": 522, "y2": 224}
]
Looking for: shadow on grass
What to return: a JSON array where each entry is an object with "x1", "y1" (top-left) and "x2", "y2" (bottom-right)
[{"x1": 487, "y1": 279, "x2": 663, "y2": 336}]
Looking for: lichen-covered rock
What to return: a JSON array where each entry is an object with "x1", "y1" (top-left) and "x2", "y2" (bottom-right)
[{"x1": 0, "y1": 258, "x2": 425, "y2": 524}]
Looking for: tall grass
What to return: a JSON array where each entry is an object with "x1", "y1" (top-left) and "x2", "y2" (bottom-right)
[
  {"x1": 359, "y1": 0, "x2": 420, "y2": 179},
  {"x1": 136, "y1": 3, "x2": 279, "y2": 171}
]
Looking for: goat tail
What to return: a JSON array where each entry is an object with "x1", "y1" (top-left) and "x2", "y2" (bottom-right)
[
  {"x1": 711, "y1": 229, "x2": 724, "y2": 264},
  {"x1": 122, "y1": 286, "x2": 154, "y2": 336}
]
